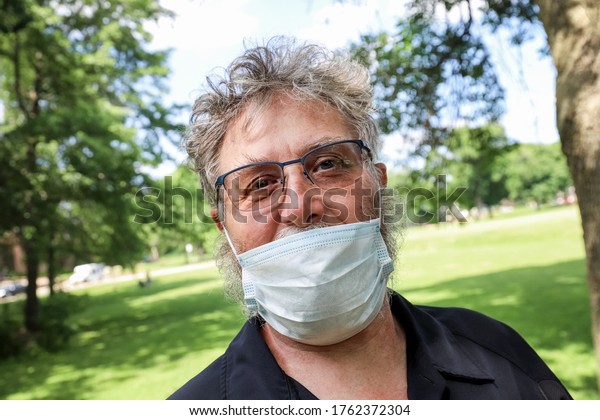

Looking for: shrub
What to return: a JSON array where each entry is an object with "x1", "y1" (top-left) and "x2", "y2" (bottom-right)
[
  {"x1": 0, "y1": 310, "x2": 26, "y2": 359},
  {"x1": 37, "y1": 293, "x2": 88, "y2": 352}
]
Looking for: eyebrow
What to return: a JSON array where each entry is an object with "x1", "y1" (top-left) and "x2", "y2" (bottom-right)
[
  {"x1": 240, "y1": 136, "x2": 351, "y2": 165},
  {"x1": 298, "y1": 136, "x2": 349, "y2": 155}
]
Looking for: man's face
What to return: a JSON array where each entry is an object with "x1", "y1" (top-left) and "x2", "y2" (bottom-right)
[{"x1": 214, "y1": 94, "x2": 386, "y2": 254}]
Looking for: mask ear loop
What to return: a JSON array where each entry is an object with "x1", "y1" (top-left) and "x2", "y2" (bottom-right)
[
  {"x1": 361, "y1": 147, "x2": 384, "y2": 227},
  {"x1": 217, "y1": 184, "x2": 240, "y2": 256},
  {"x1": 222, "y1": 226, "x2": 239, "y2": 256},
  {"x1": 375, "y1": 187, "x2": 382, "y2": 226},
  {"x1": 368, "y1": 164, "x2": 384, "y2": 227}
]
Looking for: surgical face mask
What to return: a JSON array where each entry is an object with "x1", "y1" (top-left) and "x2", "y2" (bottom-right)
[{"x1": 226, "y1": 218, "x2": 394, "y2": 346}]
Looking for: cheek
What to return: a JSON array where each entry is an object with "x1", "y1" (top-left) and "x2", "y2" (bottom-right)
[
  {"x1": 224, "y1": 211, "x2": 279, "y2": 253},
  {"x1": 351, "y1": 175, "x2": 381, "y2": 220},
  {"x1": 321, "y1": 188, "x2": 351, "y2": 222},
  {"x1": 224, "y1": 194, "x2": 284, "y2": 227}
]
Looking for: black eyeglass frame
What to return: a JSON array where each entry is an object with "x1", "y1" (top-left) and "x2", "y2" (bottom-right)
[{"x1": 214, "y1": 139, "x2": 372, "y2": 198}]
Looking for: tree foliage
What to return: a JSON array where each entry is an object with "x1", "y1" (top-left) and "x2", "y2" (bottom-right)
[
  {"x1": 0, "y1": 0, "x2": 180, "y2": 332},
  {"x1": 136, "y1": 165, "x2": 219, "y2": 260},
  {"x1": 387, "y1": 124, "x2": 513, "y2": 223},
  {"x1": 351, "y1": 1, "x2": 505, "y2": 153},
  {"x1": 503, "y1": 142, "x2": 571, "y2": 206},
  {"x1": 440, "y1": 124, "x2": 513, "y2": 210}
]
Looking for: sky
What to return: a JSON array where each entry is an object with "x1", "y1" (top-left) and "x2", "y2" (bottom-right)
[{"x1": 146, "y1": 0, "x2": 559, "y2": 173}]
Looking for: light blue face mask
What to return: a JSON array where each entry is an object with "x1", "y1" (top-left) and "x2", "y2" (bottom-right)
[{"x1": 230, "y1": 218, "x2": 394, "y2": 346}]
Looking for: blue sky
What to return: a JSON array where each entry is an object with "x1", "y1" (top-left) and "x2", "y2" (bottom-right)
[{"x1": 147, "y1": 0, "x2": 558, "y2": 172}]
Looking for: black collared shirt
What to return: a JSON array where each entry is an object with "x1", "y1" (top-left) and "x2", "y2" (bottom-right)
[{"x1": 169, "y1": 292, "x2": 571, "y2": 399}]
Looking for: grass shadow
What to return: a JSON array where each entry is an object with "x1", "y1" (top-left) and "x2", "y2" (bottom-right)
[
  {"x1": 0, "y1": 269, "x2": 244, "y2": 399},
  {"x1": 398, "y1": 258, "x2": 598, "y2": 399}
]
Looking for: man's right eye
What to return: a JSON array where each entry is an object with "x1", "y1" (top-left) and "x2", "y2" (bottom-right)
[
  {"x1": 250, "y1": 177, "x2": 278, "y2": 190},
  {"x1": 240, "y1": 175, "x2": 281, "y2": 197}
]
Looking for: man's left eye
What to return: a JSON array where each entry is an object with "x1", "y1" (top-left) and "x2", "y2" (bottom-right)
[
  {"x1": 316, "y1": 159, "x2": 337, "y2": 170},
  {"x1": 313, "y1": 157, "x2": 347, "y2": 172}
]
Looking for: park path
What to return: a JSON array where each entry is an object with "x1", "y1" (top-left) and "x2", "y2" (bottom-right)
[
  {"x1": 57, "y1": 260, "x2": 217, "y2": 295},
  {"x1": 3, "y1": 261, "x2": 217, "y2": 300}
]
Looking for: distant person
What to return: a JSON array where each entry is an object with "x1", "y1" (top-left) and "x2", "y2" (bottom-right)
[
  {"x1": 138, "y1": 271, "x2": 152, "y2": 288},
  {"x1": 169, "y1": 37, "x2": 571, "y2": 400}
]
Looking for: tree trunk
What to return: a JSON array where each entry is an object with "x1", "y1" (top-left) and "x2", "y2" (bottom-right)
[
  {"x1": 47, "y1": 244, "x2": 55, "y2": 297},
  {"x1": 537, "y1": 0, "x2": 600, "y2": 393},
  {"x1": 24, "y1": 241, "x2": 40, "y2": 332}
]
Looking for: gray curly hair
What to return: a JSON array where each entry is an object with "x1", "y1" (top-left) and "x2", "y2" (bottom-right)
[{"x1": 184, "y1": 36, "x2": 382, "y2": 208}]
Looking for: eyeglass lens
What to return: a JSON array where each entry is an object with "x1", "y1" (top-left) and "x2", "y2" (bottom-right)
[{"x1": 221, "y1": 141, "x2": 366, "y2": 211}]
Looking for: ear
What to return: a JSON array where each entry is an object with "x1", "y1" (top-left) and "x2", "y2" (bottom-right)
[
  {"x1": 210, "y1": 207, "x2": 224, "y2": 233},
  {"x1": 375, "y1": 162, "x2": 388, "y2": 187}
]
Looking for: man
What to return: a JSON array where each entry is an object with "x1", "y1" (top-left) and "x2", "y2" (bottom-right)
[{"x1": 169, "y1": 38, "x2": 571, "y2": 400}]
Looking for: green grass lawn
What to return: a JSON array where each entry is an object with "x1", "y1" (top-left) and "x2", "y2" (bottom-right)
[
  {"x1": 0, "y1": 269, "x2": 245, "y2": 400},
  {"x1": 0, "y1": 205, "x2": 597, "y2": 399}
]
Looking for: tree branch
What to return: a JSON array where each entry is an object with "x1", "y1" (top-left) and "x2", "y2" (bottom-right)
[
  {"x1": 13, "y1": 32, "x2": 30, "y2": 119},
  {"x1": 31, "y1": 50, "x2": 42, "y2": 117}
]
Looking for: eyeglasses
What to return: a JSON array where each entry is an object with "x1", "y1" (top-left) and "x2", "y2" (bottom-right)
[{"x1": 215, "y1": 140, "x2": 372, "y2": 213}]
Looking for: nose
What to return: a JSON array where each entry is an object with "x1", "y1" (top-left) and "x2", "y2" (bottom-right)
[{"x1": 276, "y1": 164, "x2": 325, "y2": 226}]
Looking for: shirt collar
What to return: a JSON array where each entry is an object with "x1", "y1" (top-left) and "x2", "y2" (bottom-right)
[
  {"x1": 222, "y1": 317, "x2": 303, "y2": 399},
  {"x1": 389, "y1": 292, "x2": 495, "y2": 399}
]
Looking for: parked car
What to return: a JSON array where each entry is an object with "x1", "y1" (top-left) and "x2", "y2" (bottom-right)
[
  {"x1": 67, "y1": 263, "x2": 105, "y2": 284},
  {"x1": 0, "y1": 282, "x2": 27, "y2": 298}
]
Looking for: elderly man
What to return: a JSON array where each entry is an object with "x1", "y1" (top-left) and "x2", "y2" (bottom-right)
[{"x1": 169, "y1": 38, "x2": 571, "y2": 400}]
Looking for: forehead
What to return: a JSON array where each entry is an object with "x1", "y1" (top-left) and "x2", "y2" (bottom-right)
[{"x1": 218, "y1": 94, "x2": 356, "y2": 173}]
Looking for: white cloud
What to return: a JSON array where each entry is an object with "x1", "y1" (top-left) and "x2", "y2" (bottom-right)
[
  {"x1": 148, "y1": 0, "x2": 259, "y2": 52},
  {"x1": 296, "y1": 0, "x2": 407, "y2": 49}
]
